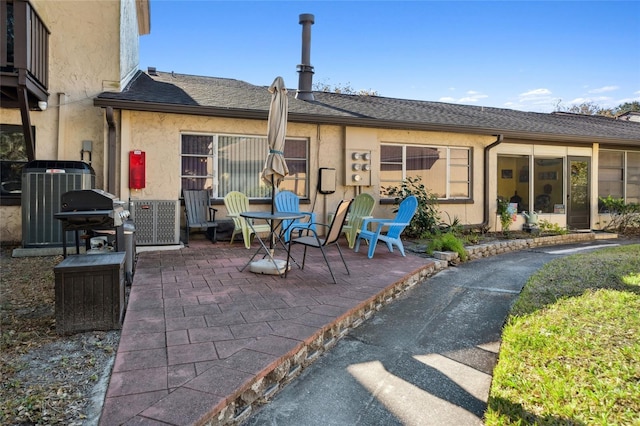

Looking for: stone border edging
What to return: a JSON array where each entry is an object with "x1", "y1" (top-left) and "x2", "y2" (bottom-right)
[{"x1": 432, "y1": 232, "x2": 611, "y2": 263}]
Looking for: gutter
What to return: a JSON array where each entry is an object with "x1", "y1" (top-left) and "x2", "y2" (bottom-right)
[
  {"x1": 475, "y1": 134, "x2": 503, "y2": 230},
  {"x1": 106, "y1": 107, "x2": 116, "y2": 194}
]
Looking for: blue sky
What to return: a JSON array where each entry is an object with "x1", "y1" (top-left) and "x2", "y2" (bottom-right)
[{"x1": 140, "y1": 1, "x2": 640, "y2": 113}]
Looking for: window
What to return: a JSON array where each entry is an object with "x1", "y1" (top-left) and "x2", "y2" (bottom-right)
[
  {"x1": 181, "y1": 134, "x2": 309, "y2": 199},
  {"x1": 497, "y1": 155, "x2": 564, "y2": 213},
  {"x1": 533, "y1": 158, "x2": 563, "y2": 213},
  {"x1": 599, "y1": 149, "x2": 640, "y2": 204},
  {"x1": 279, "y1": 139, "x2": 308, "y2": 196},
  {"x1": 380, "y1": 143, "x2": 470, "y2": 200},
  {"x1": 1, "y1": 124, "x2": 31, "y2": 202},
  {"x1": 497, "y1": 155, "x2": 530, "y2": 212}
]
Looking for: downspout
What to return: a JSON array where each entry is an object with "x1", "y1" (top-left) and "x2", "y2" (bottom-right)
[
  {"x1": 479, "y1": 134, "x2": 504, "y2": 229},
  {"x1": 56, "y1": 93, "x2": 67, "y2": 160},
  {"x1": 106, "y1": 107, "x2": 116, "y2": 194}
]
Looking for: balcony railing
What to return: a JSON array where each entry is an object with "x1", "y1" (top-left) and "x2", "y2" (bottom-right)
[{"x1": 1, "y1": 0, "x2": 50, "y2": 104}]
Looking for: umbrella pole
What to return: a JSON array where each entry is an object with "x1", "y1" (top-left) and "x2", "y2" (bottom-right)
[{"x1": 270, "y1": 175, "x2": 275, "y2": 252}]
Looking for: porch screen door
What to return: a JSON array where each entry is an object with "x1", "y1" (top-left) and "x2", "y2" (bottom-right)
[{"x1": 567, "y1": 157, "x2": 590, "y2": 230}]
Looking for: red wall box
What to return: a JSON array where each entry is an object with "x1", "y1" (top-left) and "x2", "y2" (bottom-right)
[
  {"x1": 129, "y1": 150, "x2": 146, "y2": 189},
  {"x1": 54, "y1": 252, "x2": 125, "y2": 334}
]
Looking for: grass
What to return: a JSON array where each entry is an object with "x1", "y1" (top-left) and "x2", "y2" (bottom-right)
[{"x1": 485, "y1": 244, "x2": 640, "y2": 426}]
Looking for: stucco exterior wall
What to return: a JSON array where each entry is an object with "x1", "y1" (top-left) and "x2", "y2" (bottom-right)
[
  {"x1": 116, "y1": 111, "x2": 490, "y2": 230},
  {"x1": 0, "y1": 0, "x2": 144, "y2": 242},
  {"x1": 120, "y1": 0, "x2": 141, "y2": 84}
]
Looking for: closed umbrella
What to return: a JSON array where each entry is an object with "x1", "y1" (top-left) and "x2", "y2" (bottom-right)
[
  {"x1": 250, "y1": 77, "x2": 290, "y2": 275},
  {"x1": 262, "y1": 76, "x2": 289, "y2": 214}
]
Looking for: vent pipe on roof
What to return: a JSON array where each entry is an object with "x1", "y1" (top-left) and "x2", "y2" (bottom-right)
[{"x1": 296, "y1": 14, "x2": 315, "y2": 101}]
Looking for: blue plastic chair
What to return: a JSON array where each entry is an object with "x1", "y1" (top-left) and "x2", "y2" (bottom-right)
[
  {"x1": 275, "y1": 190, "x2": 316, "y2": 242},
  {"x1": 354, "y1": 195, "x2": 418, "y2": 259}
]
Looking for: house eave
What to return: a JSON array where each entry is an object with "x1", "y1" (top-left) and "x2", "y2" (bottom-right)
[{"x1": 92, "y1": 98, "x2": 640, "y2": 147}]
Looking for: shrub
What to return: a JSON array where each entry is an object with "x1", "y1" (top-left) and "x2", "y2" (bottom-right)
[
  {"x1": 496, "y1": 197, "x2": 513, "y2": 235},
  {"x1": 598, "y1": 196, "x2": 640, "y2": 233},
  {"x1": 382, "y1": 176, "x2": 440, "y2": 238},
  {"x1": 426, "y1": 232, "x2": 468, "y2": 261},
  {"x1": 537, "y1": 219, "x2": 568, "y2": 235}
]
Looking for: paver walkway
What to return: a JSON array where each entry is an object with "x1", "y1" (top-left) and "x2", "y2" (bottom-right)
[{"x1": 100, "y1": 236, "x2": 439, "y2": 425}]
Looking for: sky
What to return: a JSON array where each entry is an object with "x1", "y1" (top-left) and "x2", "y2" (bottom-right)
[{"x1": 139, "y1": 1, "x2": 640, "y2": 113}]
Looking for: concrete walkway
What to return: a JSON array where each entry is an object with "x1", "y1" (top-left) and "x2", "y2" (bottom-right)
[{"x1": 242, "y1": 247, "x2": 561, "y2": 425}]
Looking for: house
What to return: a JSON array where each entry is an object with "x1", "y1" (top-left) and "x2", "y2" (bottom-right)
[
  {"x1": 92, "y1": 68, "x2": 640, "y2": 237},
  {"x1": 2, "y1": 5, "x2": 639, "y2": 247},
  {"x1": 0, "y1": 0, "x2": 149, "y2": 243}
]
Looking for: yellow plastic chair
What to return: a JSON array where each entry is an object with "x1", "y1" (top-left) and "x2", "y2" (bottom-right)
[
  {"x1": 223, "y1": 191, "x2": 271, "y2": 249},
  {"x1": 342, "y1": 193, "x2": 375, "y2": 248}
]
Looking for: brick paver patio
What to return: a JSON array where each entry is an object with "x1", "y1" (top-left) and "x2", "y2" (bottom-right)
[{"x1": 99, "y1": 235, "x2": 439, "y2": 425}]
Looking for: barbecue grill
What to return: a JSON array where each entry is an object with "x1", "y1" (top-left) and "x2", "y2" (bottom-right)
[{"x1": 55, "y1": 189, "x2": 130, "y2": 257}]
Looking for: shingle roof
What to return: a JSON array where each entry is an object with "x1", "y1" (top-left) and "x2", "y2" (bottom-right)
[{"x1": 95, "y1": 70, "x2": 640, "y2": 146}]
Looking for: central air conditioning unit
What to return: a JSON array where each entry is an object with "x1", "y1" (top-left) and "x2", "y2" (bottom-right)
[
  {"x1": 21, "y1": 160, "x2": 95, "y2": 248},
  {"x1": 129, "y1": 200, "x2": 180, "y2": 245}
]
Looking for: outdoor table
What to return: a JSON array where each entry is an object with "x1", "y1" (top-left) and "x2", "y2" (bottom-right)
[{"x1": 240, "y1": 211, "x2": 305, "y2": 277}]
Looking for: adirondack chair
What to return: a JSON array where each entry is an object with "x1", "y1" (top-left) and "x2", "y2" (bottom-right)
[
  {"x1": 354, "y1": 195, "x2": 418, "y2": 259},
  {"x1": 274, "y1": 190, "x2": 316, "y2": 242},
  {"x1": 342, "y1": 193, "x2": 375, "y2": 249},
  {"x1": 285, "y1": 199, "x2": 353, "y2": 284},
  {"x1": 223, "y1": 191, "x2": 271, "y2": 249},
  {"x1": 183, "y1": 190, "x2": 218, "y2": 246}
]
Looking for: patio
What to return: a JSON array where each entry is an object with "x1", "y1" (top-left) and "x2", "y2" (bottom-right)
[{"x1": 99, "y1": 234, "x2": 442, "y2": 425}]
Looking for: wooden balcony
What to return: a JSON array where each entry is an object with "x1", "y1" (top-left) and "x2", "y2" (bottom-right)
[{"x1": 1, "y1": 0, "x2": 50, "y2": 110}]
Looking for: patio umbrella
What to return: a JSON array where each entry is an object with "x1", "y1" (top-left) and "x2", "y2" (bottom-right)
[
  {"x1": 261, "y1": 76, "x2": 290, "y2": 215},
  {"x1": 250, "y1": 77, "x2": 290, "y2": 275}
]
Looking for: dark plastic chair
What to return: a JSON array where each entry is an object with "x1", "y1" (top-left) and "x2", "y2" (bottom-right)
[
  {"x1": 354, "y1": 195, "x2": 418, "y2": 259},
  {"x1": 183, "y1": 190, "x2": 218, "y2": 246},
  {"x1": 285, "y1": 199, "x2": 353, "y2": 284}
]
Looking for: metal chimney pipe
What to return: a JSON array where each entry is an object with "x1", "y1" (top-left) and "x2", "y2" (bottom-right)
[{"x1": 296, "y1": 13, "x2": 315, "y2": 101}]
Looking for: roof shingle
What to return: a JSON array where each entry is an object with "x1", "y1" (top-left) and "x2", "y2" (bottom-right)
[{"x1": 95, "y1": 71, "x2": 640, "y2": 145}]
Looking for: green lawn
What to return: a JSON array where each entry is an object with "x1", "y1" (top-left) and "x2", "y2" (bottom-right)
[{"x1": 485, "y1": 244, "x2": 640, "y2": 426}]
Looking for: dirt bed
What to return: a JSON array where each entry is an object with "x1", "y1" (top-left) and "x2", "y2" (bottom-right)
[{"x1": 0, "y1": 245, "x2": 120, "y2": 425}]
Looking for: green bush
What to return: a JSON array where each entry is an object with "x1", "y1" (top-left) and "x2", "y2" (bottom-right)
[
  {"x1": 426, "y1": 232, "x2": 468, "y2": 261},
  {"x1": 383, "y1": 176, "x2": 440, "y2": 238},
  {"x1": 598, "y1": 196, "x2": 640, "y2": 233},
  {"x1": 537, "y1": 219, "x2": 568, "y2": 235},
  {"x1": 496, "y1": 197, "x2": 513, "y2": 235}
]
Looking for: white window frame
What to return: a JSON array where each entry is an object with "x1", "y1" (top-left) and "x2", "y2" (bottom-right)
[
  {"x1": 180, "y1": 133, "x2": 309, "y2": 199},
  {"x1": 380, "y1": 143, "x2": 471, "y2": 200},
  {"x1": 599, "y1": 149, "x2": 640, "y2": 204}
]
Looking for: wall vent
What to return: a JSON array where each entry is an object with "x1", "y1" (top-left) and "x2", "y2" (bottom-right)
[{"x1": 129, "y1": 200, "x2": 180, "y2": 245}]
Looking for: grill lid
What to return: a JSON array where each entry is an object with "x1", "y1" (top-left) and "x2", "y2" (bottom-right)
[{"x1": 60, "y1": 189, "x2": 119, "y2": 211}]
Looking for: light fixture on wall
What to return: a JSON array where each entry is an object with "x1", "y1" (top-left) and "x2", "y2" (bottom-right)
[{"x1": 38, "y1": 101, "x2": 48, "y2": 111}]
